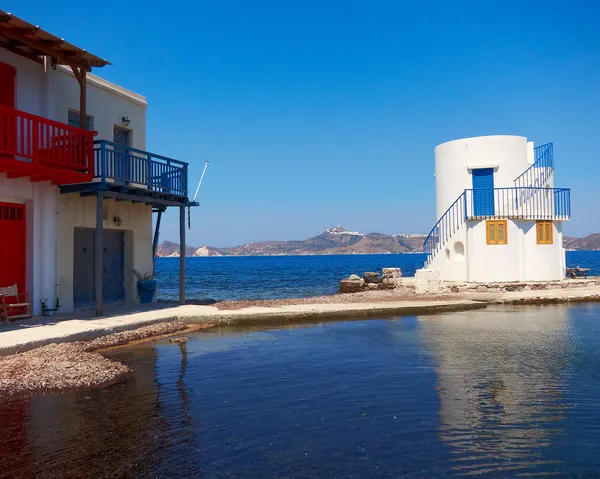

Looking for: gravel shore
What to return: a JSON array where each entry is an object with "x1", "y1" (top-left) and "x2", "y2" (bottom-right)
[
  {"x1": 216, "y1": 288, "x2": 452, "y2": 310},
  {"x1": 0, "y1": 320, "x2": 188, "y2": 399}
]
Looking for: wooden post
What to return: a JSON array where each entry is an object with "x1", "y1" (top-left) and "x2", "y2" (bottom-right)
[
  {"x1": 95, "y1": 191, "x2": 104, "y2": 316},
  {"x1": 179, "y1": 206, "x2": 186, "y2": 305},
  {"x1": 70, "y1": 65, "x2": 87, "y2": 129},
  {"x1": 152, "y1": 210, "x2": 163, "y2": 272},
  {"x1": 79, "y1": 69, "x2": 86, "y2": 129}
]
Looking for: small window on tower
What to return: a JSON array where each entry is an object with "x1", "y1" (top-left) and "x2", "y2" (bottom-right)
[
  {"x1": 537, "y1": 221, "x2": 553, "y2": 244},
  {"x1": 486, "y1": 220, "x2": 507, "y2": 245}
]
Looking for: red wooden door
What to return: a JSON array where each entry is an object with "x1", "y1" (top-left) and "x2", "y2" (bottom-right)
[
  {"x1": 0, "y1": 61, "x2": 16, "y2": 107},
  {"x1": 0, "y1": 203, "x2": 26, "y2": 294}
]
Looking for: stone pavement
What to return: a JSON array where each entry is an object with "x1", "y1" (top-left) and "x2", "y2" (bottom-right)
[{"x1": 2, "y1": 284, "x2": 600, "y2": 356}]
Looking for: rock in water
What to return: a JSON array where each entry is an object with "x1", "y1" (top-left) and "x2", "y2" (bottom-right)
[{"x1": 170, "y1": 337, "x2": 190, "y2": 344}]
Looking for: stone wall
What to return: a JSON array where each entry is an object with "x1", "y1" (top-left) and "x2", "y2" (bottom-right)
[
  {"x1": 413, "y1": 266, "x2": 600, "y2": 294},
  {"x1": 340, "y1": 268, "x2": 403, "y2": 293}
]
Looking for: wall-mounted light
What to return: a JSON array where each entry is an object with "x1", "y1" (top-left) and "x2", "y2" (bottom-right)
[
  {"x1": 121, "y1": 116, "x2": 131, "y2": 127},
  {"x1": 113, "y1": 216, "x2": 123, "y2": 227}
]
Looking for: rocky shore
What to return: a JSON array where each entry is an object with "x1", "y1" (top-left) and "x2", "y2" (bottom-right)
[{"x1": 0, "y1": 320, "x2": 189, "y2": 399}]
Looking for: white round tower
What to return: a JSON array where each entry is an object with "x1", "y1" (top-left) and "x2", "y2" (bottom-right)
[
  {"x1": 422, "y1": 135, "x2": 568, "y2": 283},
  {"x1": 434, "y1": 135, "x2": 532, "y2": 217}
]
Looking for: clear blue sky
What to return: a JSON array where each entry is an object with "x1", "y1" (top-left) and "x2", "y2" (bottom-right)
[{"x1": 6, "y1": 0, "x2": 600, "y2": 246}]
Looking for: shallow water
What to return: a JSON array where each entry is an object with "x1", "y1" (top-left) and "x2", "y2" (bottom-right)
[{"x1": 3, "y1": 304, "x2": 600, "y2": 477}]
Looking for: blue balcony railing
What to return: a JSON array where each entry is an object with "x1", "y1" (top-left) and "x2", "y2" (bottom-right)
[
  {"x1": 93, "y1": 140, "x2": 188, "y2": 197},
  {"x1": 423, "y1": 187, "x2": 570, "y2": 264},
  {"x1": 464, "y1": 187, "x2": 570, "y2": 220}
]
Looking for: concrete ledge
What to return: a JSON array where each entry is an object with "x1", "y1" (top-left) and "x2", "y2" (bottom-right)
[
  {"x1": 3, "y1": 284, "x2": 600, "y2": 356},
  {"x1": 187, "y1": 300, "x2": 488, "y2": 326}
]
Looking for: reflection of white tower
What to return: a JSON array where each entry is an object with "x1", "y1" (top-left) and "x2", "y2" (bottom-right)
[
  {"x1": 423, "y1": 136, "x2": 570, "y2": 282},
  {"x1": 419, "y1": 307, "x2": 571, "y2": 475}
]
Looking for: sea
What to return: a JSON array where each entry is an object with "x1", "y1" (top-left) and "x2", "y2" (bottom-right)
[
  {"x1": 4, "y1": 303, "x2": 600, "y2": 477},
  {"x1": 155, "y1": 250, "x2": 600, "y2": 302}
]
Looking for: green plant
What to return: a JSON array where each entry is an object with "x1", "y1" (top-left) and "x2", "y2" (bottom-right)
[{"x1": 132, "y1": 269, "x2": 154, "y2": 282}]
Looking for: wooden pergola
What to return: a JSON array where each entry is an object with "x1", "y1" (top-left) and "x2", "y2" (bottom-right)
[{"x1": 0, "y1": 9, "x2": 110, "y2": 129}]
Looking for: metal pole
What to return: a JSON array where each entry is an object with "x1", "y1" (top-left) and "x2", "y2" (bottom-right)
[
  {"x1": 152, "y1": 210, "x2": 163, "y2": 273},
  {"x1": 95, "y1": 191, "x2": 104, "y2": 316},
  {"x1": 179, "y1": 205, "x2": 186, "y2": 305}
]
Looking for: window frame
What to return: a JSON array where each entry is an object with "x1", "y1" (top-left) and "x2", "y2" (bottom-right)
[
  {"x1": 67, "y1": 109, "x2": 94, "y2": 131},
  {"x1": 536, "y1": 221, "x2": 554, "y2": 245},
  {"x1": 486, "y1": 220, "x2": 507, "y2": 245}
]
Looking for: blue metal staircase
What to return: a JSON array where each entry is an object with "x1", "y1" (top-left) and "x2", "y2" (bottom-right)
[{"x1": 514, "y1": 143, "x2": 554, "y2": 188}]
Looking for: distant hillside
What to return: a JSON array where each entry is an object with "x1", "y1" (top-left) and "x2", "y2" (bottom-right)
[
  {"x1": 156, "y1": 226, "x2": 428, "y2": 257},
  {"x1": 563, "y1": 233, "x2": 600, "y2": 251},
  {"x1": 157, "y1": 228, "x2": 600, "y2": 258},
  {"x1": 155, "y1": 241, "x2": 229, "y2": 257}
]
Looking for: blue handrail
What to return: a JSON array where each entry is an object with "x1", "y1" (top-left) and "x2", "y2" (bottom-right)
[
  {"x1": 423, "y1": 186, "x2": 570, "y2": 264},
  {"x1": 464, "y1": 187, "x2": 570, "y2": 220},
  {"x1": 93, "y1": 140, "x2": 188, "y2": 197},
  {"x1": 514, "y1": 143, "x2": 553, "y2": 188},
  {"x1": 423, "y1": 191, "x2": 467, "y2": 262}
]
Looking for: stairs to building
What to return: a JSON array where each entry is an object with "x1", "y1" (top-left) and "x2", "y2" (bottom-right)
[
  {"x1": 423, "y1": 143, "x2": 557, "y2": 267},
  {"x1": 514, "y1": 143, "x2": 554, "y2": 189}
]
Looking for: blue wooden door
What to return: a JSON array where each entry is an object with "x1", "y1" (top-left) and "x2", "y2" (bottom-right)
[
  {"x1": 472, "y1": 168, "x2": 495, "y2": 216},
  {"x1": 103, "y1": 231, "x2": 125, "y2": 301}
]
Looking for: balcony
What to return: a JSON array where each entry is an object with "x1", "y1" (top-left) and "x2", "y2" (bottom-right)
[
  {"x1": 93, "y1": 140, "x2": 188, "y2": 199},
  {"x1": 0, "y1": 105, "x2": 95, "y2": 184},
  {"x1": 424, "y1": 187, "x2": 570, "y2": 261},
  {"x1": 464, "y1": 187, "x2": 570, "y2": 220}
]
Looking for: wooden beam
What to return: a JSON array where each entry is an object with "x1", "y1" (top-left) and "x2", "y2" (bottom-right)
[
  {"x1": 95, "y1": 191, "x2": 104, "y2": 316},
  {"x1": 179, "y1": 206, "x2": 186, "y2": 305},
  {"x1": 0, "y1": 27, "x2": 69, "y2": 63},
  {"x1": 79, "y1": 190, "x2": 186, "y2": 207},
  {"x1": 0, "y1": 40, "x2": 43, "y2": 63}
]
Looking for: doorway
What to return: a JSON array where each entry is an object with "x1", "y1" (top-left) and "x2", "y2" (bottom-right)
[
  {"x1": 472, "y1": 168, "x2": 495, "y2": 216},
  {"x1": 0, "y1": 203, "x2": 26, "y2": 293},
  {"x1": 73, "y1": 228, "x2": 125, "y2": 306},
  {"x1": 113, "y1": 126, "x2": 131, "y2": 182}
]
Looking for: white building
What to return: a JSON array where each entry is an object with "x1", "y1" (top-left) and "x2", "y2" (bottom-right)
[
  {"x1": 0, "y1": 11, "x2": 192, "y2": 316},
  {"x1": 423, "y1": 135, "x2": 570, "y2": 282}
]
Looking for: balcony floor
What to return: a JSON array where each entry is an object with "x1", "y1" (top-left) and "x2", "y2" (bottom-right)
[{"x1": 59, "y1": 180, "x2": 194, "y2": 208}]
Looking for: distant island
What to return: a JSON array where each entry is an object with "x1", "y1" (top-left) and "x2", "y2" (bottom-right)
[{"x1": 156, "y1": 227, "x2": 600, "y2": 257}]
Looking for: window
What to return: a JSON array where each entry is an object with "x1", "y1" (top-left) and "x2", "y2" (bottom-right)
[
  {"x1": 67, "y1": 109, "x2": 94, "y2": 130},
  {"x1": 486, "y1": 220, "x2": 507, "y2": 245},
  {"x1": 537, "y1": 221, "x2": 553, "y2": 244}
]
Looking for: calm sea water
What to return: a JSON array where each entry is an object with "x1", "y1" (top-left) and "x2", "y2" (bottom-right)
[
  {"x1": 3, "y1": 304, "x2": 600, "y2": 477},
  {"x1": 156, "y1": 251, "x2": 600, "y2": 302}
]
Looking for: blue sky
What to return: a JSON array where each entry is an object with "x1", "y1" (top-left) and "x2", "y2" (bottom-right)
[{"x1": 5, "y1": 0, "x2": 600, "y2": 246}]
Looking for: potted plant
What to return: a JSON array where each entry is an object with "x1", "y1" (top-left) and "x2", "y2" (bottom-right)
[{"x1": 133, "y1": 269, "x2": 157, "y2": 304}]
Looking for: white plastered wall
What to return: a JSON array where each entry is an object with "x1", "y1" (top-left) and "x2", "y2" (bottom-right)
[
  {"x1": 434, "y1": 135, "x2": 530, "y2": 217},
  {"x1": 0, "y1": 48, "x2": 151, "y2": 313},
  {"x1": 428, "y1": 135, "x2": 566, "y2": 283},
  {"x1": 58, "y1": 195, "x2": 153, "y2": 312},
  {"x1": 0, "y1": 180, "x2": 58, "y2": 315}
]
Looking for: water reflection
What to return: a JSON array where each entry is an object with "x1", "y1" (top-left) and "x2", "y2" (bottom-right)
[
  {"x1": 419, "y1": 305, "x2": 573, "y2": 475},
  {"x1": 2, "y1": 305, "x2": 600, "y2": 477}
]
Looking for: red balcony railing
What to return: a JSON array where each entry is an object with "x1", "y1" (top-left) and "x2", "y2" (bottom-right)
[{"x1": 0, "y1": 105, "x2": 96, "y2": 184}]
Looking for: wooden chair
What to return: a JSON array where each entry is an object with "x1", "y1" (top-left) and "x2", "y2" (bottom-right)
[{"x1": 0, "y1": 284, "x2": 33, "y2": 323}]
